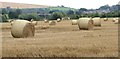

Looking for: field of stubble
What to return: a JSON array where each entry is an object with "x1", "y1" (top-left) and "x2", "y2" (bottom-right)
[{"x1": 1, "y1": 19, "x2": 118, "y2": 57}]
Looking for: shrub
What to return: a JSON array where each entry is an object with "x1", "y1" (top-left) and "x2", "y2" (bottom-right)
[
  {"x1": 2, "y1": 14, "x2": 8, "y2": 22},
  {"x1": 18, "y1": 13, "x2": 41, "y2": 21},
  {"x1": 49, "y1": 12, "x2": 66, "y2": 20}
]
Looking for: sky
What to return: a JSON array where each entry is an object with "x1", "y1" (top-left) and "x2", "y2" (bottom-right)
[{"x1": 0, "y1": 0, "x2": 120, "y2": 9}]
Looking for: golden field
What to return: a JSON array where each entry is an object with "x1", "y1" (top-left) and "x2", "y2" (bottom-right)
[{"x1": 1, "y1": 19, "x2": 118, "y2": 57}]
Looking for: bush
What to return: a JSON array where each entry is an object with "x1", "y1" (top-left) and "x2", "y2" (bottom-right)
[
  {"x1": 8, "y1": 9, "x2": 22, "y2": 19},
  {"x1": 2, "y1": 14, "x2": 8, "y2": 22},
  {"x1": 8, "y1": 11, "x2": 18, "y2": 19},
  {"x1": 18, "y1": 13, "x2": 41, "y2": 21},
  {"x1": 69, "y1": 14, "x2": 79, "y2": 19},
  {"x1": 49, "y1": 12, "x2": 66, "y2": 20}
]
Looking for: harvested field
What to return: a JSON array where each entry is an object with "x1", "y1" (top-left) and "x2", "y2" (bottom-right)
[{"x1": 1, "y1": 19, "x2": 118, "y2": 57}]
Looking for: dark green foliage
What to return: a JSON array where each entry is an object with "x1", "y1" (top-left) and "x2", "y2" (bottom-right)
[
  {"x1": 100, "y1": 13, "x2": 107, "y2": 18},
  {"x1": 18, "y1": 13, "x2": 41, "y2": 21},
  {"x1": 16, "y1": 9, "x2": 22, "y2": 15},
  {"x1": 8, "y1": 11, "x2": 18, "y2": 19},
  {"x1": 1, "y1": 4, "x2": 119, "y2": 22},
  {"x1": 49, "y1": 10, "x2": 60, "y2": 14},
  {"x1": 67, "y1": 10, "x2": 75, "y2": 15},
  {"x1": 2, "y1": 8, "x2": 9, "y2": 15},
  {"x1": 2, "y1": 14, "x2": 8, "y2": 22},
  {"x1": 49, "y1": 12, "x2": 66, "y2": 20},
  {"x1": 69, "y1": 14, "x2": 79, "y2": 19},
  {"x1": 79, "y1": 8, "x2": 88, "y2": 11},
  {"x1": 99, "y1": 5, "x2": 110, "y2": 10},
  {"x1": 8, "y1": 9, "x2": 22, "y2": 19}
]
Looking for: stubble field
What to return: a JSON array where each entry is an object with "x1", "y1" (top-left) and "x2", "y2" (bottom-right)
[{"x1": 1, "y1": 19, "x2": 118, "y2": 57}]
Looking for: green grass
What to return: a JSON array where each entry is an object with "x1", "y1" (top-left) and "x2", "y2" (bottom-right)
[{"x1": 48, "y1": 7, "x2": 78, "y2": 12}]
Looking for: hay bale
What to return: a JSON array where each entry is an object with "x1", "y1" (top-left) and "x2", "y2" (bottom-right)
[
  {"x1": 44, "y1": 19, "x2": 49, "y2": 23},
  {"x1": 71, "y1": 20, "x2": 78, "y2": 25},
  {"x1": 114, "y1": 20, "x2": 118, "y2": 24},
  {"x1": 112, "y1": 19, "x2": 116, "y2": 22},
  {"x1": 30, "y1": 19, "x2": 37, "y2": 25},
  {"x1": 40, "y1": 25, "x2": 49, "y2": 29},
  {"x1": 104, "y1": 18, "x2": 108, "y2": 21},
  {"x1": 31, "y1": 21, "x2": 37, "y2": 25},
  {"x1": 114, "y1": 18, "x2": 119, "y2": 24},
  {"x1": 11, "y1": 20, "x2": 35, "y2": 38},
  {"x1": 78, "y1": 18, "x2": 94, "y2": 30},
  {"x1": 62, "y1": 17, "x2": 70, "y2": 20},
  {"x1": 62, "y1": 18, "x2": 64, "y2": 20},
  {"x1": 30, "y1": 19, "x2": 34, "y2": 22},
  {"x1": 112, "y1": 18, "x2": 119, "y2": 22},
  {"x1": 92, "y1": 17, "x2": 101, "y2": 26},
  {"x1": 57, "y1": 18, "x2": 61, "y2": 22},
  {"x1": 68, "y1": 17, "x2": 70, "y2": 20},
  {"x1": 10, "y1": 20, "x2": 16, "y2": 25},
  {"x1": 49, "y1": 20, "x2": 56, "y2": 25},
  {"x1": 7, "y1": 19, "x2": 14, "y2": 25},
  {"x1": 11, "y1": 21, "x2": 14, "y2": 25}
]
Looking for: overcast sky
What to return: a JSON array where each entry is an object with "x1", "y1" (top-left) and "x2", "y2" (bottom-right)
[{"x1": 0, "y1": 0, "x2": 119, "y2": 9}]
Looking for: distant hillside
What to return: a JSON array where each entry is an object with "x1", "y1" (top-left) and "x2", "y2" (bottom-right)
[
  {"x1": 0, "y1": 2, "x2": 50, "y2": 8},
  {"x1": 49, "y1": 7, "x2": 77, "y2": 12}
]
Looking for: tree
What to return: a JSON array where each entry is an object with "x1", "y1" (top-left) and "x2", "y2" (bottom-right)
[
  {"x1": 99, "y1": 5, "x2": 110, "y2": 10},
  {"x1": 16, "y1": 9, "x2": 22, "y2": 15},
  {"x1": 2, "y1": 8, "x2": 8, "y2": 15},
  {"x1": 50, "y1": 12, "x2": 65, "y2": 20},
  {"x1": 67, "y1": 10, "x2": 74, "y2": 15},
  {"x1": 69, "y1": 14, "x2": 79, "y2": 19},
  {"x1": 92, "y1": 13, "x2": 100, "y2": 17},
  {"x1": 2, "y1": 14, "x2": 8, "y2": 22},
  {"x1": 61, "y1": 5, "x2": 65, "y2": 7},
  {"x1": 18, "y1": 13, "x2": 41, "y2": 21},
  {"x1": 49, "y1": 10, "x2": 60, "y2": 14},
  {"x1": 8, "y1": 9, "x2": 22, "y2": 19},
  {"x1": 8, "y1": 11, "x2": 18, "y2": 19},
  {"x1": 79, "y1": 8, "x2": 87, "y2": 11}
]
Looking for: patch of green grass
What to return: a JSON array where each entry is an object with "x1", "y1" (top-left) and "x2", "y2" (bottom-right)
[{"x1": 48, "y1": 7, "x2": 78, "y2": 12}]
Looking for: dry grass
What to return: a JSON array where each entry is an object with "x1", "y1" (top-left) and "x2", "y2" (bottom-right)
[
  {"x1": 1, "y1": 2, "x2": 49, "y2": 8},
  {"x1": 1, "y1": 19, "x2": 118, "y2": 57}
]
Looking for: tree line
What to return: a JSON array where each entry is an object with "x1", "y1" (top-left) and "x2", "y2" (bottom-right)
[{"x1": 1, "y1": 7, "x2": 120, "y2": 22}]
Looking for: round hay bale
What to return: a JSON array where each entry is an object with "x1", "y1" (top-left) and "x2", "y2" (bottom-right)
[
  {"x1": 104, "y1": 18, "x2": 108, "y2": 21},
  {"x1": 57, "y1": 18, "x2": 61, "y2": 22},
  {"x1": 113, "y1": 18, "x2": 116, "y2": 22},
  {"x1": 31, "y1": 21, "x2": 37, "y2": 25},
  {"x1": 118, "y1": 18, "x2": 120, "y2": 23},
  {"x1": 62, "y1": 18, "x2": 64, "y2": 20},
  {"x1": 71, "y1": 20, "x2": 78, "y2": 25},
  {"x1": 112, "y1": 18, "x2": 119, "y2": 22},
  {"x1": 11, "y1": 20, "x2": 35, "y2": 38},
  {"x1": 49, "y1": 20, "x2": 56, "y2": 25},
  {"x1": 44, "y1": 19, "x2": 49, "y2": 23},
  {"x1": 78, "y1": 18, "x2": 94, "y2": 30},
  {"x1": 11, "y1": 21, "x2": 14, "y2": 25},
  {"x1": 92, "y1": 17, "x2": 101, "y2": 26},
  {"x1": 30, "y1": 19, "x2": 37, "y2": 25},
  {"x1": 10, "y1": 20, "x2": 15, "y2": 25},
  {"x1": 68, "y1": 17, "x2": 70, "y2": 20},
  {"x1": 114, "y1": 19, "x2": 119, "y2": 24},
  {"x1": 30, "y1": 19, "x2": 34, "y2": 22}
]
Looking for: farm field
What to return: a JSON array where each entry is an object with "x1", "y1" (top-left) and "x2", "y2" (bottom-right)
[{"x1": 1, "y1": 19, "x2": 118, "y2": 57}]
